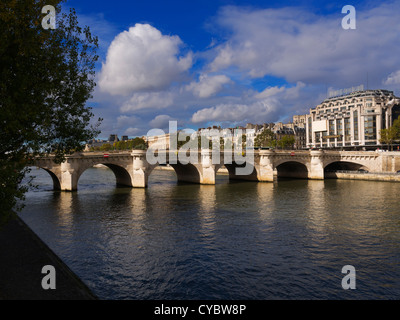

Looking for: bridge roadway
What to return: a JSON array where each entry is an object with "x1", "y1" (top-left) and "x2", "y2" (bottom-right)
[{"x1": 32, "y1": 149, "x2": 400, "y2": 191}]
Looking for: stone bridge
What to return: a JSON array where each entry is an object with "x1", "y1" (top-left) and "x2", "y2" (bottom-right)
[{"x1": 32, "y1": 150, "x2": 400, "y2": 191}]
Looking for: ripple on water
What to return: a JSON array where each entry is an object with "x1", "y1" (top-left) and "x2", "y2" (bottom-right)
[{"x1": 19, "y1": 169, "x2": 400, "y2": 300}]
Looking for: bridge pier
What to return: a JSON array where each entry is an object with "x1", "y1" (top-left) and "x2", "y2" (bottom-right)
[
  {"x1": 198, "y1": 150, "x2": 220, "y2": 185},
  {"x1": 56, "y1": 162, "x2": 78, "y2": 191},
  {"x1": 257, "y1": 150, "x2": 275, "y2": 182},
  {"x1": 308, "y1": 150, "x2": 325, "y2": 180},
  {"x1": 132, "y1": 150, "x2": 150, "y2": 188}
]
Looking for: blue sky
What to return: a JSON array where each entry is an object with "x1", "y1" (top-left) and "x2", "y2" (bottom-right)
[{"x1": 62, "y1": 0, "x2": 400, "y2": 139}]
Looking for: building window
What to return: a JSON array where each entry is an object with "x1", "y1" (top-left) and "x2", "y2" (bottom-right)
[
  {"x1": 336, "y1": 119, "x2": 343, "y2": 137},
  {"x1": 392, "y1": 105, "x2": 400, "y2": 124},
  {"x1": 329, "y1": 120, "x2": 335, "y2": 136},
  {"x1": 382, "y1": 111, "x2": 386, "y2": 130},
  {"x1": 344, "y1": 118, "x2": 351, "y2": 141},
  {"x1": 364, "y1": 115, "x2": 376, "y2": 141},
  {"x1": 316, "y1": 132, "x2": 321, "y2": 143},
  {"x1": 353, "y1": 110, "x2": 359, "y2": 141},
  {"x1": 308, "y1": 117, "x2": 312, "y2": 144}
]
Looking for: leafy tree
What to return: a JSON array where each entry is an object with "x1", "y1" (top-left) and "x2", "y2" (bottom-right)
[
  {"x1": 0, "y1": 0, "x2": 101, "y2": 221},
  {"x1": 222, "y1": 137, "x2": 233, "y2": 150},
  {"x1": 393, "y1": 116, "x2": 400, "y2": 137},
  {"x1": 241, "y1": 134, "x2": 247, "y2": 149},
  {"x1": 100, "y1": 143, "x2": 112, "y2": 151},
  {"x1": 114, "y1": 141, "x2": 126, "y2": 150},
  {"x1": 219, "y1": 137, "x2": 234, "y2": 150},
  {"x1": 379, "y1": 116, "x2": 400, "y2": 151},
  {"x1": 132, "y1": 137, "x2": 146, "y2": 149},
  {"x1": 277, "y1": 135, "x2": 296, "y2": 150},
  {"x1": 380, "y1": 128, "x2": 398, "y2": 152},
  {"x1": 254, "y1": 129, "x2": 276, "y2": 148},
  {"x1": 380, "y1": 128, "x2": 395, "y2": 151}
]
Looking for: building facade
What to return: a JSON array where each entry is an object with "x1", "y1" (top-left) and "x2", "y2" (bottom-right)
[
  {"x1": 302, "y1": 89, "x2": 400, "y2": 149},
  {"x1": 272, "y1": 122, "x2": 306, "y2": 149}
]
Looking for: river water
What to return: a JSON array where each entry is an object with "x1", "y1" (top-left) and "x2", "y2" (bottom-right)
[{"x1": 19, "y1": 167, "x2": 400, "y2": 300}]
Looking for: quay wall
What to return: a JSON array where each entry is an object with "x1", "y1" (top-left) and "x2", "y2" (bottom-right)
[{"x1": 325, "y1": 171, "x2": 400, "y2": 182}]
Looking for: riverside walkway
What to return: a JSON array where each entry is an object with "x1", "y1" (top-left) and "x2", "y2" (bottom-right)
[{"x1": 0, "y1": 215, "x2": 97, "y2": 300}]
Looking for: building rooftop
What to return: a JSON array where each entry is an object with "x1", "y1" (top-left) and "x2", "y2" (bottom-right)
[{"x1": 323, "y1": 89, "x2": 396, "y2": 103}]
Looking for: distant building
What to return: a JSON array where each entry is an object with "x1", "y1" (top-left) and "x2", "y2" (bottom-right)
[
  {"x1": 108, "y1": 134, "x2": 119, "y2": 143},
  {"x1": 87, "y1": 138, "x2": 108, "y2": 148},
  {"x1": 292, "y1": 114, "x2": 307, "y2": 128},
  {"x1": 147, "y1": 133, "x2": 171, "y2": 149},
  {"x1": 293, "y1": 126, "x2": 307, "y2": 149},
  {"x1": 300, "y1": 89, "x2": 400, "y2": 149},
  {"x1": 270, "y1": 122, "x2": 306, "y2": 149}
]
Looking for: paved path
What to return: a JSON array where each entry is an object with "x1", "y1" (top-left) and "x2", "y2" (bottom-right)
[{"x1": 0, "y1": 215, "x2": 97, "y2": 300}]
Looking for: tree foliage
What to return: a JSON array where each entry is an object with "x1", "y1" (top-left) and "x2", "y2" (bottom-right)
[
  {"x1": 380, "y1": 116, "x2": 400, "y2": 150},
  {"x1": 0, "y1": 0, "x2": 101, "y2": 219},
  {"x1": 115, "y1": 138, "x2": 147, "y2": 150},
  {"x1": 255, "y1": 128, "x2": 297, "y2": 150},
  {"x1": 91, "y1": 138, "x2": 147, "y2": 151},
  {"x1": 254, "y1": 129, "x2": 276, "y2": 148},
  {"x1": 277, "y1": 135, "x2": 296, "y2": 150}
]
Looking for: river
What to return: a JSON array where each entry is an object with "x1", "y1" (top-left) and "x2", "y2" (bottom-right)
[{"x1": 19, "y1": 166, "x2": 400, "y2": 300}]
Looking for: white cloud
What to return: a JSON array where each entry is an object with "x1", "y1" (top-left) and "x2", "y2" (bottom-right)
[
  {"x1": 99, "y1": 23, "x2": 193, "y2": 95},
  {"x1": 384, "y1": 70, "x2": 400, "y2": 85},
  {"x1": 149, "y1": 115, "x2": 175, "y2": 129},
  {"x1": 191, "y1": 82, "x2": 307, "y2": 124},
  {"x1": 117, "y1": 115, "x2": 141, "y2": 128},
  {"x1": 191, "y1": 103, "x2": 250, "y2": 123},
  {"x1": 120, "y1": 91, "x2": 174, "y2": 112},
  {"x1": 185, "y1": 74, "x2": 232, "y2": 98},
  {"x1": 207, "y1": 4, "x2": 400, "y2": 88},
  {"x1": 255, "y1": 86, "x2": 285, "y2": 99},
  {"x1": 191, "y1": 100, "x2": 277, "y2": 124},
  {"x1": 124, "y1": 127, "x2": 142, "y2": 136},
  {"x1": 93, "y1": 2, "x2": 400, "y2": 137}
]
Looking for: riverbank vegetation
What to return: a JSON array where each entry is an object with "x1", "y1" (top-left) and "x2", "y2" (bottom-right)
[{"x1": 0, "y1": 0, "x2": 101, "y2": 222}]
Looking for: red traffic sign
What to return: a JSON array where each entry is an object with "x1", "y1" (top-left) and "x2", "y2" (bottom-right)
[
  {"x1": 104, "y1": 154, "x2": 109, "y2": 158},
  {"x1": 290, "y1": 152, "x2": 295, "y2": 156}
]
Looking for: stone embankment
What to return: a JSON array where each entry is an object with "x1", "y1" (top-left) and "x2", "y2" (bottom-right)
[
  {"x1": 325, "y1": 171, "x2": 400, "y2": 182},
  {"x1": 0, "y1": 215, "x2": 97, "y2": 300}
]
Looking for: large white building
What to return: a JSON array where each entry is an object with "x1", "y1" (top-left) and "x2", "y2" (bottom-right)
[{"x1": 303, "y1": 89, "x2": 400, "y2": 149}]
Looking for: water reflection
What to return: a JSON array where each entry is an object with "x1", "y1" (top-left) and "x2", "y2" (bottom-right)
[
  {"x1": 19, "y1": 167, "x2": 400, "y2": 300},
  {"x1": 305, "y1": 180, "x2": 329, "y2": 235},
  {"x1": 55, "y1": 192, "x2": 74, "y2": 233},
  {"x1": 127, "y1": 188, "x2": 147, "y2": 221},
  {"x1": 197, "y1": 185, "x2": 217, "y2": 238},
  {"x1": 256, "y1": 181, "x2": 275, "y2": 217}
]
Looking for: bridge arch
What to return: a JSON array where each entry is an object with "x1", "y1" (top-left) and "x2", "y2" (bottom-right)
[
  {"x1": 75, "y1": 162, "x2": 134, "y2": 189},
  {"x1": 32, "y1": 167, "x2": 62, "y2": 191},
  {"x1": 275, "y1": 161, "x2": 309, "y2": 179},
  {"x1": 324, "y1": 160, "x2": 370, "y2": 172},
  {"x1": 323, "y1": 161, "x2": 370, "y2": 179},
  {"x1": 147, "y1": 163, "x2": 203, "y2": 184},
  {"x1": 169, "y1": 163, "x2": 202, "y2": 184},
  {"x1": 43, "y1": 168, "x2": 62, "y2": 190},
  {"x1": 224, "y1": 162, "x2": 258, "y2": 181}
]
